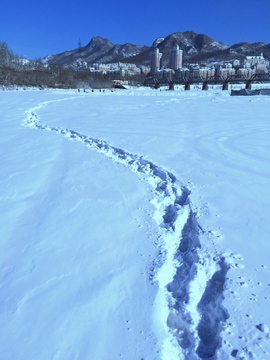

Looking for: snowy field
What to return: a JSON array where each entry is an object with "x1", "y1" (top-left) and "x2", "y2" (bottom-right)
[{"x1": 0, "y1": 86, "x2": 270, "y2": 360}]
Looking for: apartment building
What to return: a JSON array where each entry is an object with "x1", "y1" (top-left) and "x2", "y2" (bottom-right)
[
  {"x1": 150, "y1": 48, "x2": 163, "y2": 75},
  {"x1": 169, "y1": 45, "x2": 183, "y2": 70}
]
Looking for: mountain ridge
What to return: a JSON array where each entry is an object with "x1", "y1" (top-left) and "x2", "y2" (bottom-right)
[{"x1": 44, "y1": 31, "x2": 270, "y2": 67}]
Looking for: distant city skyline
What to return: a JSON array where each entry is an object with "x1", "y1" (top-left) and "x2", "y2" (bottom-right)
[{"x1": 1, "y1": 0, "x2": 270, "y2": 60}]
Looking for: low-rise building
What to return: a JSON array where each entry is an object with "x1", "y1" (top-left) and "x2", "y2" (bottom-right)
[{"x1": 244, "y1": 53, "x2": 269, "y2": 72}]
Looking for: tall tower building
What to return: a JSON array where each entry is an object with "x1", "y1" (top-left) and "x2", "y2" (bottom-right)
[
  {"x1": 151, "y1": 48, "x2": 162, "y2": 75},
  {"x1": 169, "y1": 45, "x2": 183, "y2": 70}
]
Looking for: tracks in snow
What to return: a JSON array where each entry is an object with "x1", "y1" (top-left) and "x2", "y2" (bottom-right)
[{"x1": 23, "y1": 98, "x2": 230, "y2": 359}]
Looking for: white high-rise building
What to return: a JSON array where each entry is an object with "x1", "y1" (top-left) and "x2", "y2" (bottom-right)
[
  {"x1": 169, "y1": 45, "x2": 183, "y2": 70},
  {"x1": 150, "y1": 48, "x2": 162, "y2": 75}
]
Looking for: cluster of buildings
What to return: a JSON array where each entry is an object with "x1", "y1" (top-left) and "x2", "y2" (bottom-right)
[
  {"x1": 152, "y1": 50, "x2": 269, "y2": 80},
  {"x1": 74, "y1": 46, "x2": 269, "y2": 81},
  {"x1": 73, "y1": 59, "x2": 149, "y2": 76},
  {"x1": 83, "y1": 45, "x2": 184, "y2": 77},
  {"x1": 150, "y1": 45, "x2": 183, "y2": 74},
  {"x1": 243, "y1": 53, "x2": 269, "y2": 71},
  {"x1": 90, "y1": 62, "x2": 149, "y2": 76}
]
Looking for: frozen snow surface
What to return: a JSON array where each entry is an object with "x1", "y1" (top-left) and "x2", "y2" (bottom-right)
[{"x1": 1, "y1": 86, "x2": 270, "y2": 360}]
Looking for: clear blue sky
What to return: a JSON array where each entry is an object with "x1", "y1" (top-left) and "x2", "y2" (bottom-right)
[{"x1": 1, "y1": 0, "x2": 270, "y2": 60}]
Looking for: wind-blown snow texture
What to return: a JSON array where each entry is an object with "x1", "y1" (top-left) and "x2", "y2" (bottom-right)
[{"x1": 1, "y1": 87, "x2": 270, "y2": 360}]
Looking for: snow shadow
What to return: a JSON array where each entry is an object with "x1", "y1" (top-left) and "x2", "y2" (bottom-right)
[{"x1": 196, "y1": 258, "x2": 230, "y2": 359}]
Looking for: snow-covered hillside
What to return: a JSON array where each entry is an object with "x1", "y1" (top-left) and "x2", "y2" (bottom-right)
[{"x1": 1, "y1": 86, "x2": 270, "y2": 360}]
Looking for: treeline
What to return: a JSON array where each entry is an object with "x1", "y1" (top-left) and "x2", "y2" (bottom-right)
[{"x1": 0, "y1": 41, "x2": 114, "y2": 89}]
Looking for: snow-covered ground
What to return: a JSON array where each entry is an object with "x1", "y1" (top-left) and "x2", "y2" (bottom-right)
[{"x1": 0, "y1": 86, "x2": 270, "y2": 360}]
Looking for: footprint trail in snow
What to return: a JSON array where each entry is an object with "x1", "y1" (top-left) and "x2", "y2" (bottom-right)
[{"x1": 23, "y1": 98, "x2": 230, "y2": 359}]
